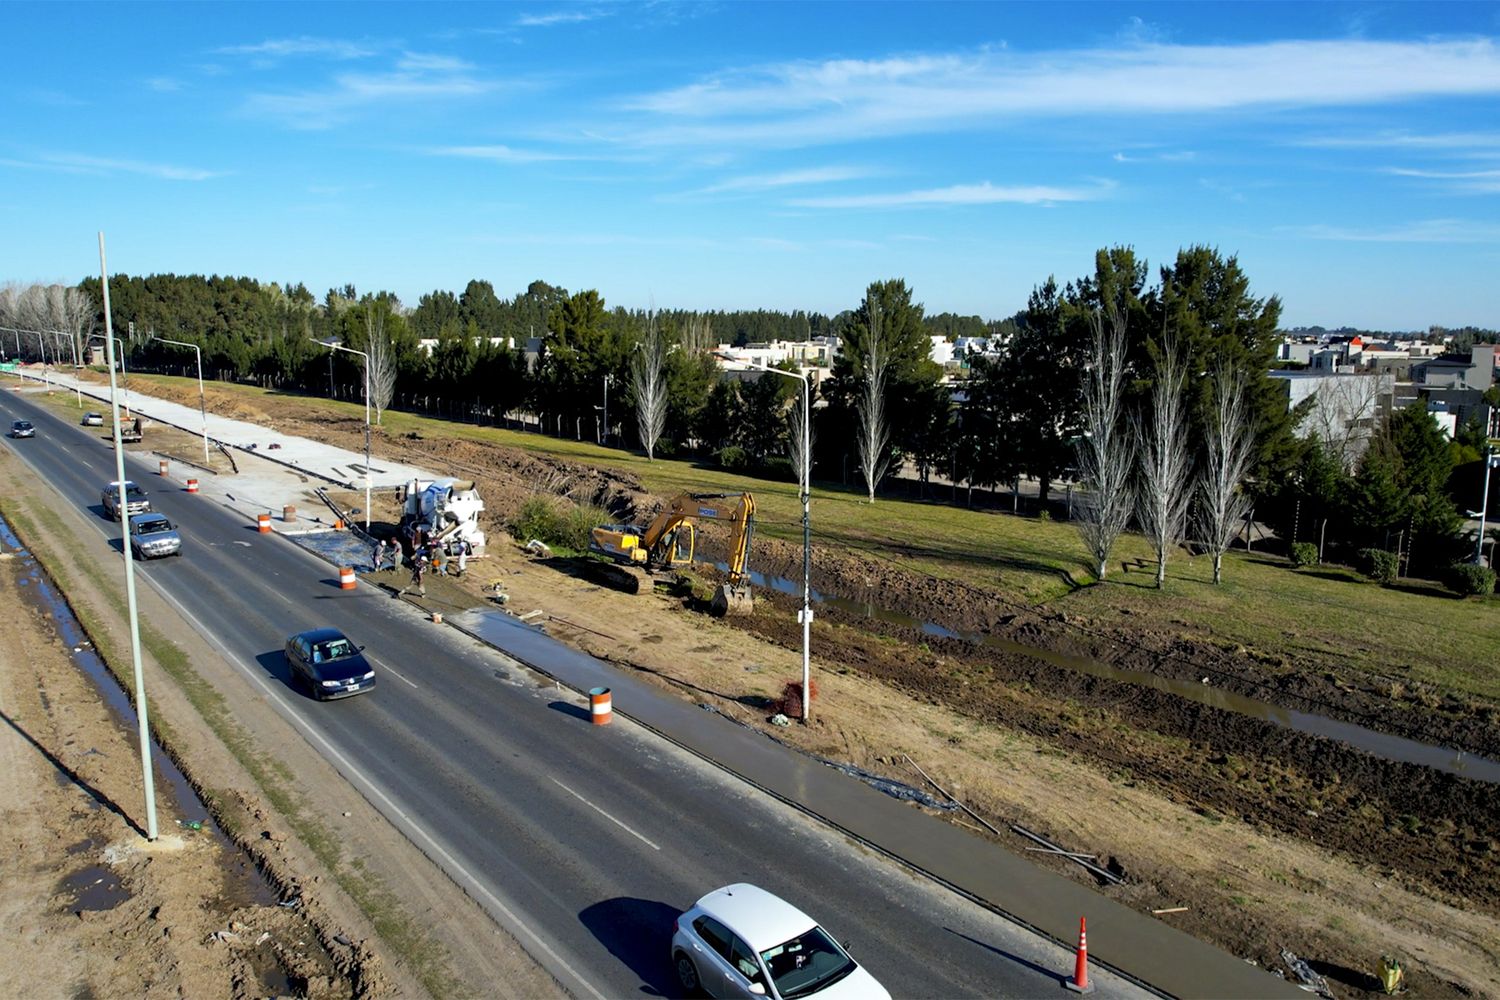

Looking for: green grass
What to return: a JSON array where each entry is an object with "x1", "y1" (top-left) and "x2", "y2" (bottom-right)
[
  {"x1": 3, "y1": 496, "x2": 458, "y2": 997},
  {"x1": 129, "y1": 375, "x2": 1500, "y2": 704}
]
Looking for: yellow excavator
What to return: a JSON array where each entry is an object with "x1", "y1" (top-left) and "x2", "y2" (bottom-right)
[{"x1": 588, "y1": 492, "x2": 756, "y2": 616}]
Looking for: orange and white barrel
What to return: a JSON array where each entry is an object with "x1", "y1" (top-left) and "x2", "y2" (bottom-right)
[
  {"x1": 589, "y1": 687, "x2": 612, "y2": 726},
  {"x1": 339, "y1": 566, "x2": 356, "y2": 590},
  {"x1": 158, "y1": 459, "x2": 169, "y2": 476},
  {"x1": 333, "y1": 518, "x2": 345, "y2": 530},
  {"x1": 185, "y1": 478, "x2": 199, "y2": 494},
  {"x1": 257, "y1": 512, "x2": 271, "y2": 533}
]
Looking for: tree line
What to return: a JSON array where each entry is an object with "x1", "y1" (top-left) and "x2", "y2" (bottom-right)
[{"x1": 1, "y1": 246, "x2": 1488, "y2": 587}]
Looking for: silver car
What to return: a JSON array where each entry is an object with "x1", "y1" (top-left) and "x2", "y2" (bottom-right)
[
  {"x1": 9, "y1": 419, "x2": 35, "y2": 438},
  {"x1": 672, "y1": 884, "x2": 890, "y2": 999},
  {"x1": 129, "y1": 512, "x2": 182, "y2": 559}
]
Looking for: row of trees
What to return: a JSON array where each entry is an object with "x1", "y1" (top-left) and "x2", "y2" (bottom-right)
[{"x1": 3, "y1": 249, "x2": 1481, "y2": 586}]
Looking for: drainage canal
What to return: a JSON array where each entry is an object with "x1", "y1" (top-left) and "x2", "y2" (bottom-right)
[
  {"x1": 725, "y1": 562, "x2": 1500, "y2": 785},
  {"x1": 0, "y1": 514, "x2": 279, "y2": 909}
]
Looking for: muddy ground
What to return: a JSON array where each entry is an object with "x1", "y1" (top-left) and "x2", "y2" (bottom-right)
[
  {"x1": 0, "y1": 530, "x2": 374, "y2": 999},
  {"x1": 121, "y1": 377, "x2": 1500, "y2": 997}
]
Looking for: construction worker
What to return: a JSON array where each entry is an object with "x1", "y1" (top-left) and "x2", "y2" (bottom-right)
[
  {"x1": 371, "y1": 538, "x2": 387, "y2": 573},
  {"x1": 397, "y1": 551, "x2": 427, "y2": 598},
  {"x1": 432, "y1": 546, "x2": 447, "y2": 577},
  {"x1": 456, "y1": 542, "x2": 468, "y2": 577}
]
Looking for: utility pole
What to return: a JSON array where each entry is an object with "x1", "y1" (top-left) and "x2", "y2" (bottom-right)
[{"x1": 101, "y1": 232, "x2": 158, "y2": 842}]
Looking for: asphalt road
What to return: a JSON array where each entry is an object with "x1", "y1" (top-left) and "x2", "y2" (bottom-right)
[{"x1": 1, "y1": 391, "x2": 1151, "y2": 1000}]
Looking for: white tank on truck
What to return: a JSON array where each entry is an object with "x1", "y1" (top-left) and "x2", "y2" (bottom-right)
[{"x1": 398, "y1": 478, "x2": 486, "y2": 556}]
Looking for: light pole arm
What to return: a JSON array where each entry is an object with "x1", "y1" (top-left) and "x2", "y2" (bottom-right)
[{"x1": 313, "y1": 339, "x2": 373, "y2": 531}]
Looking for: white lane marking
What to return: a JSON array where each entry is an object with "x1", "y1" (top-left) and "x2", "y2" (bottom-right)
[
  {"x1": 549, "y1": 777, "x2": 661, "y2": 851},
  {"x1": 375, "y1": 660, "x2": 418, "y2": 689},
  {"x1": 146, "y1": 586, "x2": 606, "y2": 1000}
]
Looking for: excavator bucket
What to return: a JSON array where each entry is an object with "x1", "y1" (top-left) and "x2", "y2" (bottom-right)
[{"x1": 711, "y1": 584, "x2": 754, "y2": 617}]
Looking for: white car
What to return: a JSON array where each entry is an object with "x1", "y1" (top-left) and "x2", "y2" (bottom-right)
[
  {"x1": 671, "y1": 884, "x2": 890, "y2": 1000},
  {"x1": 81, "y1": 412, "x2": 104, "y2": 426}
]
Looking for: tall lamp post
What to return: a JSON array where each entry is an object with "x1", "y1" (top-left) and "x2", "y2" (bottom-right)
[
  {"x1": 719, "y1": 354, "x2": 814, "y2": 721},
  {"x1": 99, "y1": 232, "x2": 158, "y2": 841},
  {"x1": 1475, "y1": 446, "x2": 1500, "y2": 565},
  {"x1": 154, "y1": 336, "x2": 210, "y2": 464},
  {"x1": 312, "y1": 339, "x2": 371, "y2": 531},
  {"x1": 89, "y1": 333, "x2": 131, "y2": 417},
  {"x1": 602, "y1": 373, "x2": 613, "y2": 446}
]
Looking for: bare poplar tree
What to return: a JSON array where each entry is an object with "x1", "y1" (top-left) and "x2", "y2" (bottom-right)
[
  {"x1": 51, "y1": 285, "x2": 96, "y2": 365},
  {"x1": 786, "y1": 382, "x2": 815, "y2": 486},
  {"x1": 1198, "y1": 365, "x2": 1255, "y2": 585},
  {"x1": 632, "y1": 311, "x2": 669, "y2": 460},
  {"x1": 1304, "y1": 373, "x2": 1391, "y2": 473},
  {"x1": 681, "y1": 312, "x2": 715, "y2": 355},
  {"x1": 1134, "y1": 334, "x2": 1192, "y2": 589},
  {"x1": 364, "y1": 304, "x2": 397, "y2": 425},
  {"x1": 1074, "y1": 300, "x2": 1133, "y2": 580},
  {"x1": 856, "y1": 295, "x2": 890, "y2": 503}
]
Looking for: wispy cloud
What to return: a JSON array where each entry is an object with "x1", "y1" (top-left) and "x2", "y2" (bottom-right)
[
  {"x1": 790, "y1": 180, "x2": 1109, "y2": 208},
  {"x1": 1382, "y1": 166, "x2": 1500, "y2": 193},
  {"x1": 1112, "y1": 150, "x2": 1196, "y2": 163},
  {"x1": 618, "y1": 39, "x2": 1500, "y2": 150},
  {"x1": 1287, "y1": 219, "x2": 1500, "y2": 243},
  {"x1": 241, "y1": 52, "x2": 495, "y2": 128},
  {"x1": 1294, "y1": 130, "x2": 1500, "y2": 151},
  {"x1": 515, "y1": 9, "x2": 609, "y2": 28},
  {"x1": 689, "y1": 166, "x2": 875, "y2": 196},
  {"x1": 216, "y1": 36, "x2": 378, "y2": 61},
  {"x1": 428, "y1": 144, "x2": 585, "y2": 164},
  {"x1": 0, "y1": 152, "x2": 221, "y2": 181},
  {"x1": 146, "y1": 77, "x2": 183, "y2": 93}
]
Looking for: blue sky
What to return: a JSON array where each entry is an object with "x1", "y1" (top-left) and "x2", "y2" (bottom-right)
[{"x1": 4, "y1": 1, "x2": 1499, "y2": 330}]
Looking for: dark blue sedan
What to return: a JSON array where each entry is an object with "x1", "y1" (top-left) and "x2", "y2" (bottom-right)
[{"x1": 284, "y1": 628, "x2": 376, "y2": 700}]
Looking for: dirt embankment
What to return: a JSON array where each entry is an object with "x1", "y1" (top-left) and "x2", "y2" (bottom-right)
[{"x1": 134, "y1": 377, "x2": 1500, "y2": 998}]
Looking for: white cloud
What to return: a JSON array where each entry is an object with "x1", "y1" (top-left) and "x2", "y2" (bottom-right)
[
  {"x1": 146, "y1": 77, "x2": 182, "y2": 93},
  {"x1": 216, "y1": 37, "x2": 377, "y2": 60},
  {"x1": 1294, "y1": 130, "x2": 1500, "y2": 151},
  {"x1": 515, "y1": 10, "x2": 608, "y2": 27},
  {"x1": 790, "y1": 180, "x2": 1108, "y2": 208},
  {"x1": 617, "y1": 38, "x2": 1500, "y2": 150},
  {"x1": 1287, "y1": 219, "x2": 1500, "y2": 243},
  {"x1": 691, "y1": 166, "x2": 875, "y2": 195},
  {"x1": 2, "y1": 152, "x2": 220, "y2": 181},
  {"x1": 428, "y1": 144, "x2": 583, "y2": 164},
  {"x1": 1112, "y1": 150, "x2": 1196, "y2": 163},
  {"x1": 241, "y1": 55, "x2": 495, "y2": 127},
  {"x1": 1382, "y1": 166, "x2": 1500, "y2": 193}
]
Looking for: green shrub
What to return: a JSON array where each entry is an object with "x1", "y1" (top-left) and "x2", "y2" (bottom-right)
[
  {"x1": 1289, "y1": 542, "x2": 1318, "y2": 568},
  {"x1": 1036, "y1": 509, "x2": 1051, "y2": 523},
  {"x1": 1359, "y1": 548, "x2": 1399, "y2": 585},
  {"x1": 717, "y1": 445, "x2": 749, "y2": 470},
  {"x1": 1447, "y1": 561, "x2": 1496, "y2": 597},
  {"x1": 507, "y1": 496, "x2": 606, "y2": 553},
  {"x1": 762, "y1": 456, "x2": 795, "y2": 482}
]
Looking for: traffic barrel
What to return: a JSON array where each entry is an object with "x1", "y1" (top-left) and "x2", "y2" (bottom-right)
[
  {"x1": 257, "y1": 512, "x2": 271, "y2": 533},
  {"x1": 589, "y1": 687, "x2": 612, "y2": 726},
  {"x1": 185, "y1": 478, "x2": 199, "y2": 494},
  {"x1": 333, "y1": 517, "x2": 345, "y2": 530},
  {"x1": 158, "y1": 459, "x2": 169, "y2": 476},
  {"x1": 1064, "y1": 917, "x2": 1094, "y2": 994},
  {"x1": 339, "y1": 566, "x2": 356, "y2": 590}
]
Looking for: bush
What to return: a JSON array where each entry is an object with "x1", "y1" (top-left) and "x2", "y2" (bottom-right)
[
  {"x1": 777, "y1": 678, "x2": 820, "y2": 718},
  {"x1": 762, "y1": 456, "x2": 795, "y2": 482},
  {"x1": 1289, "y1": 542, "x2": 1318, "y2": 568},
  {"x1": 1358, "y1": 548, "x2": 1399, "y2": 585},
  {"x1": 1447, "y1": 561, "x2": 1496, "y2": 597},
  {"x1": 717, "y1": 445, "x2": 749, "y2": 470},
  {"x1": 507, "y1": 496, "x2": 606, "y2": 553}
]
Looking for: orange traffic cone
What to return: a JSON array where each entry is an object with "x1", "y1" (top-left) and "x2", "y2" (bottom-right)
[{"x1": 1064, "y1": 916, "x2": 1094, "y2": 993}]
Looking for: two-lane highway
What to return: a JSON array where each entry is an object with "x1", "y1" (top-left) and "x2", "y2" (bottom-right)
[{"x1": 0, "y1": 388, "x2": 1151, "y2": 999}]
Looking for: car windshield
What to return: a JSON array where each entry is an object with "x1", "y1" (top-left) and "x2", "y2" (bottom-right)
[
  {"x1": 136, "y1": 520, "x2": 172, "y2": 535},
  {"x1": 760, "y1": 926, "x2": 856, "y2": 999},
  {"x1": 15, "y1": 422, "x2": 31, "y2": 429},
  {"x1": 313, "y1": 639, "x2": 355, "y2": 661}
]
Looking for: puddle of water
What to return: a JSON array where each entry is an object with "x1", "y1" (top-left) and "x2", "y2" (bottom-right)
[
  {"x1": 0, "y1": 516, "x2": 279, "y2": 909},
  {"x1": 61, "y1": 864, "x2": 130, "y2": 912},
  {"x1": 714, "y1": 558, "x2": 1500, "y2": 785}
]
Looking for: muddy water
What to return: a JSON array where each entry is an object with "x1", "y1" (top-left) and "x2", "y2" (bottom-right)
[
  {"x1": 0, "y1": 515, "x2": 278, "y2": 909},
  {"x1": 731, "y1": 563, "x2": 1500, "y2": 784}
]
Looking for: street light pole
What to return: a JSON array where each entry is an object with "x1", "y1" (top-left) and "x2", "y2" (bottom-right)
[
  {"x1": 154, "y1": 337, "x2": 209, "y2": 464},
  {"x1": 602, "y1": 373, "x2": 612, "y2": 446},
  {"x1": 100, "y1": 232, "x2": 158, "y2": 842},
  {"x1": 89, "y1": 334, "x2": 130, "y2": 417},
  {"x1": 313, "y1": 339, "x2": 372, "y2": 531},
  {"x1": 718, "y1": 353, "x2": 815, "y2": 721}
]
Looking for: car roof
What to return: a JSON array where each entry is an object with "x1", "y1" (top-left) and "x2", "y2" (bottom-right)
[
  {"x1": 128, "y1": 512, "x2": 169, "y2": 525},
  {"x1": 290, "y1": 627, "x2": 351, "y2": 644},
  {"x1": 13, "y1": 419, "x2": 31, "y2": 425},
  {"x1": 106, "y1": 480, "x2": 140, "y2": 489},
  {"x1": 694, "y1": 884, "x2": 817, "y2": 950}
]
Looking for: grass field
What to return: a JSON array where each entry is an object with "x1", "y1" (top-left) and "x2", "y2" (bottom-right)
[{"x1": 107, "y1": 375, "x2": 1500, "y2": 704}]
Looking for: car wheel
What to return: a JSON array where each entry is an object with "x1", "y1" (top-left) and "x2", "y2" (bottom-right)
[{"x1": 673, "y1": 952, "x2": 700, "y2": 995}]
